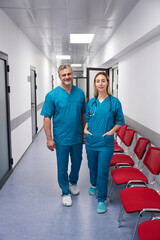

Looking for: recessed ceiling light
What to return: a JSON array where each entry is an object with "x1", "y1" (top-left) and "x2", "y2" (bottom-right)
[
  {"x1": 56, "y1": 55, "x2": 71, "y2": 60},
  {"x1": 70, "y1": 34, "x2": 94, "y2": 44},
  {"x1": 71, "y1": 64, "x2": 82, "y2": 67}
]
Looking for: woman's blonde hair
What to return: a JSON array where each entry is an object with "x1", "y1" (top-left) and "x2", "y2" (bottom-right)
[{"x1": 94, "y1": 72, "x2": 111, "y2": 97}]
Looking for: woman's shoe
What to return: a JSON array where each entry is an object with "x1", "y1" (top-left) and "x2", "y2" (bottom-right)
[
  {"x1": 89, "y1": 186, "x2": 97, "y2": 195},
  {"x1": 97, "y1": 202, "x2": 107, "y2": 213}
]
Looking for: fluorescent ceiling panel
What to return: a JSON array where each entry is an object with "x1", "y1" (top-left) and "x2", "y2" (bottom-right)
[
  {"x1": 56, "y1": 55, "x2": 71, "y2": 59},
  {"x1": 70, "y1": 34, "x2": 94, "y2": 43},
  {"x1": 71, "y1": 64, "x2": 82, "y2": 67}
]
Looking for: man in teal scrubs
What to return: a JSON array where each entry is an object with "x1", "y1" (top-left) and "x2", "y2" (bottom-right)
[{"x1": 41, "y1": 64, "x2": 86, "y2": 207}]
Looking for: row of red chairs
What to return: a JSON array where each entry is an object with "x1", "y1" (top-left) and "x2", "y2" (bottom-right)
[{"x1": 110, "y1": 124, "x2": 160, "y2": 240}]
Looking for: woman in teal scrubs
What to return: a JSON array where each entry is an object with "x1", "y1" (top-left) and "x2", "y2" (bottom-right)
[{"x1": 84, "y1": 72, "x2": 125, "y2": 213}]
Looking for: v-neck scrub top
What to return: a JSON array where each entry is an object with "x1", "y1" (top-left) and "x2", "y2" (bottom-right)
[
  {"x1": 41, "y1": 85, "x2": 86, "y2": 145},
  {"x1": 85, "y1": 96, "x2": 125, "y2": 150}
]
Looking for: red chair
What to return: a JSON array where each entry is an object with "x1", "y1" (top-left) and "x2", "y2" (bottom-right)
[
  {"x1": 138, "y1": 216, "x2": 160, "y2": 240},
  {"x1": 111, "y1": 137, "x2": 149, "y2": 167},
  {"x1": 118, "y1": 147, "x2": 160, "y2": 239},
  {"x1": 116, "y1": 124, "x2": 128, "y2": 142},
  {"x1": 114, "y1": 124, "x2": 128, "y2": 153},
  {"x1": 110, "y1": 137, "x2": 150, "y2": 199},
  {"x1": 114, "y1": 143, "x2": 125, "y2": 152},
  {"x1": 109, "y1": 129, "x2": 137, "y2": 200}
]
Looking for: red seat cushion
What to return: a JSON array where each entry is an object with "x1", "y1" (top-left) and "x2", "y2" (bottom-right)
[
  {"x1": 120, "y1": 187, "x2": 160, "y2": 212},
  {"x1": 110, "y1": 154, "x2": 134, "y2": 166},
  {"x1": 114, "y1": 144, "x2": 124, "y2": 152},
  {"x1": 138, "y1": 219, "x2": 160, "y2": 240},
  {"x1": 111, "y1": 167, "x2": 148, "y2": 184}
]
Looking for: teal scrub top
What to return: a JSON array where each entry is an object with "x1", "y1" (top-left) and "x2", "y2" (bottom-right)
[
  {"x1": 85, "y1": 95, "x2": 125, "y2": 150},
  {"x1": 41, "y1": 85, "x2": 86, "y2": 145}
]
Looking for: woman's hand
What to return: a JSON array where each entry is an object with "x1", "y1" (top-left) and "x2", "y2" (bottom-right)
[
  {"x1": 102, "y1": 130, "x2": 114, "y2": 137},
  {"x1": 84, "y1": 129, "x2": 93, "y2": 136},
  {"x1": 102, "y1": 125, "x2": 121, "y2": 137},
  {"x1": 84, "y1": 123, "x2": 93, "y2": 136}
]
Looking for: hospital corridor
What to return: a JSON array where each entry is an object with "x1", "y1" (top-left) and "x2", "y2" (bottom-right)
[
  {"x1": 1, "y1": 0, "x2": 160, "y2": 239},
  {"x1": 0, "y1": 129, "x2": 144, "y2": 240}
]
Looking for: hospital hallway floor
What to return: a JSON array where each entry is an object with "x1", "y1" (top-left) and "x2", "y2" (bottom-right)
[{"x1": 0, "y1": 129, "x2": 142, "y2": 240}]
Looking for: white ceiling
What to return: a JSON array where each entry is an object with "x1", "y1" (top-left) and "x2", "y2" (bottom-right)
[{"x1": 0, "y1": 0, "x2": 140, "y2": 68}]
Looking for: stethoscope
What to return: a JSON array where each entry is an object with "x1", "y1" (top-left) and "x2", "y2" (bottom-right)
[{"x1": 90, "y1": 95, "x2": 112, "y2": 116}]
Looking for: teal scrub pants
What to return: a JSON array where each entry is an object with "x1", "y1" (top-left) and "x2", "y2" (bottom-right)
[
  {"x1": 86, "y1": 146, "x2": 114, "y2": 202},
  {"x1": 55, "y1": 143, "x2": 83, "y2": 195}
]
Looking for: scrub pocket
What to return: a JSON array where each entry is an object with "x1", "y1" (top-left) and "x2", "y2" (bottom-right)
[{"x1": 85, "y1": 133, "x2": 114, "y2": 148}]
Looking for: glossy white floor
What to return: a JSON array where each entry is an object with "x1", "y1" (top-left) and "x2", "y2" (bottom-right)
[{"x1": 0, "y1": 129, "x2": 143, "y2": 240}]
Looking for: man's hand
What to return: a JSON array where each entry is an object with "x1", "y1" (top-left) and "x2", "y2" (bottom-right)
[
  {"x1": 47, "y1": 139, "x2": 55, "y2": 151},
  {"x1": 83, "y1": 134, "x2": 85, "y2": 144}
]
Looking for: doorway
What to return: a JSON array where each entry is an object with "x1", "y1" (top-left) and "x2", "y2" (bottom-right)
[
  {"x1": 0, "y1": 51, "x2": 12, "y2": 189},
  {"x1": 87, "y1": 67, "x2": 109, "y2": 102},
  {"x1": 30, "y1": 66, "x2": 38, "y2": 141},
  {"x1": 112, "y1": 66, "x2": 118, "y2": 97},
  {"x1": 73, "y1": 77, "x2": 87, "y2": 100}
]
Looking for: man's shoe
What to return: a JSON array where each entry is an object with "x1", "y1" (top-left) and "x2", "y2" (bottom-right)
[
  {"x1": 97, "y1": 202, "x2": 107, "y2": 214},
  {"x1": 89, "y1": 186, "x2": 97, "y2": 195},
  {"x1": 69, "y1": 184, "x2": 80, "y2": 195},
  {"x1": 62, "y1": 194, "x2": 72, "y2": 207}
]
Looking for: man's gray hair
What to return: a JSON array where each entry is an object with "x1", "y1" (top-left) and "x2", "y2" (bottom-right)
[{"x1": 58, "y1": 64, "x2": 72, "y2": 75}]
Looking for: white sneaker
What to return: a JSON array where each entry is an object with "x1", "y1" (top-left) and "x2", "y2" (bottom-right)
[
  {"x1": 62, "y1": 194, "x2": 72, "y2": 207},
  {"x1": 69, "y1": 183, "x2": 80, "y2": 195}
]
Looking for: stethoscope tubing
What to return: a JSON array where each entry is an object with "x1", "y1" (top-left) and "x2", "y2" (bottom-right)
[{"x1": 90, "y1": 95, "x2": 112, "y2": 116}]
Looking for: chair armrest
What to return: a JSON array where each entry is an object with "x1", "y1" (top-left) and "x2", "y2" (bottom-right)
[
  {"x1": 115, "y1": 163, "x2": 132, "y2": 168},
  {"x1": 151, "y1": 216, "x2": 160, "y2": 220},
  {"x1": 130, "y1": 184, "x2": 148, "y2": 188},
  {"x1": 126, "y1": 180, "x2": 147, "y2": 188},
  {"x1": 139, "y1": 208, "x2": 160, "y2": 217}
]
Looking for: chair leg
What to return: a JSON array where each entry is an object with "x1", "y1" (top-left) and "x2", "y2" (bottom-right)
[
  {"x1": 118, "y1": 204, "x2": 125, "y2": 227},
  {"x1": 107, "y1": 168, "x2": 112, "y2": 194},
  {"x1": 132, "y1": 213, "x2": 141, "y2": 240},
  {"x1": 108, "y1": 179, "x2": 115, "y2": 202}
]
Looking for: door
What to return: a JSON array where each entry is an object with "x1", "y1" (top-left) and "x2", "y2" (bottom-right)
[
  {"x1": 112, "y1": 67, "x2": 118, "y2": 97},
  {"x1": 30, "y1": 67, "x2": 38, "y2": 140},
  {"x1": 73, "y1": 77, "x2": 87, "y2": 100},
  {"x1": 87, "y1": 67, "x2": 109, "y2": 102},
  {"x1": 51, "y1": 75, "x2": 54, "y2": 89},
  {"x1": 0, "y1": 52, "x2": 12, "y2": 188}
]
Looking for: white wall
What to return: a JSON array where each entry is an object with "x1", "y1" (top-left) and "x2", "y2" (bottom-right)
[
  {"x1": 0, "y1": 9, "x2": 56, "y2": 166},
  {"x1": 86, "y1": 0, "x2": 160, "y2": 139},
  {"x1": 119, "y1": 35, "x2": 160, "y2": 134},
  {"x1": 88, "y1": 0, "x2": 160, "y2": 68}
]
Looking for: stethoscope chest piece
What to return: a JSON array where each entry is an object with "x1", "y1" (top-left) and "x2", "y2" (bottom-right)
[{"x1": 89, "y1": 96, "x2": 112, "y2": 116}]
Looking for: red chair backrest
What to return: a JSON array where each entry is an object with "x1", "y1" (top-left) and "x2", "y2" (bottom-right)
[
  {"x1": 144, "y1": 147, "x2": 160, "y2": 175},
  {"x1": 138, "y1": 219, "x2": 160, "y2": 240},
  {"x1": 117, "y1": 124, "x2": 128, "y2": 140},
  {"x1": 134, "y1": 137, "x2": 150, "y2": 160},
  {"x1": 122, "y1": 128, "x2": 135, "y2": 147}
]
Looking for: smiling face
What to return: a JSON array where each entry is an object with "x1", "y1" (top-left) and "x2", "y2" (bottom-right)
[
  {"x1": 59, "y1": 67, "x2": 73, "y2": 86},
  {"x1": 94, "y1": 72, "x2": 111, "y2": 97},
  {"x1": 95, "y1": 74, "x2": 108, "y2": 93}
]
